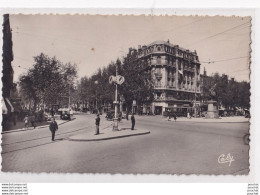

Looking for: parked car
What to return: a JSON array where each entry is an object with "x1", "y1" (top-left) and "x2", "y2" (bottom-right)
[
  {"x1": 44, "y1": 113, "x2": 52, "y2": 121},
  {"x1": 245, "y1": 109, "x2": 250, "y2": 118},
  {"x1": 105, "y1": 110, "x2": 122, "y2": 121},
  {"x1": 58, "y1": 108, "x2": 71, "y2": 120}
]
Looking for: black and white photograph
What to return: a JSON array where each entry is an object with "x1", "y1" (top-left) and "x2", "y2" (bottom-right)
[{"x1": 1, "y1": 14, "x2": 251, "y2": 174}]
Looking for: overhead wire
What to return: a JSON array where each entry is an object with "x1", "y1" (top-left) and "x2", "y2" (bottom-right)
[
  {"x1": 200, "y1": 56, "x2": 249, "y2": 64},
  {"x1": 187, "y1": 21, "x2": 251, "y2": 47}
]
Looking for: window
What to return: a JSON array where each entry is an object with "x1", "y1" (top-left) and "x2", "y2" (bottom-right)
[
  {"x1": 157, "y1": 47, "x2": 161, "y2": 51},
  {"x1": 156, "y1": 67, "x2": 161, "y2": 74},
  {"x1": 157, "y1": 57, "x2": 161, "y2": 64}
]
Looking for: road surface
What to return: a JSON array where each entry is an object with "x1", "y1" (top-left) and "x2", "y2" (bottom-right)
[{"x1": 1, "y1": 114, "x2": 249, "y2": 174}]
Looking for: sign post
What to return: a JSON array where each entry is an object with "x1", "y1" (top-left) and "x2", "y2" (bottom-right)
[{"x1": 109, "y1": 67, "x2": 125, "y2": 131}]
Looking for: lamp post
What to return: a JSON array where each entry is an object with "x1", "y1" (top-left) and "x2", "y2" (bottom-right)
[
  {"x1": 113, "y1": 66, "x2": 119, "y2": 131},
  {"x1": 194, "y1": 91, "x2": 197, "y2": 118},
  {"x1": 109, "y1": 65, "x2": 125, "y2": 131},
  {"x1": 68, "y1": 84, "x2": 71, "y2": 108},
  {"x1": 94, "y1": 80, "x2": 98, "y2": 113}
]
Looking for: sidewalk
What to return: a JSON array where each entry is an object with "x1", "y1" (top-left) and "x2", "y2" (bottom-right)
[
  {"x1": 165, "y1": 116, "x2": 249, "y2": 123},
  {"x1": 1, "y1": 118, "x2": 71, "y2": 134},
  {"x1": 3, "y1": 120, "x2": 49, "y2": 132},
  {"x1": 68, "y1": 125, "x2": 150, "y2": 141}
]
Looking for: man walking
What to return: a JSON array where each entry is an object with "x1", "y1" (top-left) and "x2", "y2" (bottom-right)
[
  {"x1": 131, "y1": 114, "x2": 135, "y2": 130},
  {"x1": 24, "y1": 115, "x2": 29, "y2": 129},
  {"x1": 95, "y1": 114, "x2": 100, "y2": 135},
  {"x1": 126, "y1": 111, "x2": 129, "y2": 120},
  {"x1": 30, "y1": 113, "x2": 36, "y2": 129},
  {"x1": 49, "y1": 117, "x2": 58, "y2": 141},
  {"x1": 173, "y1": 113, "x2": 177, "y2": 122}
]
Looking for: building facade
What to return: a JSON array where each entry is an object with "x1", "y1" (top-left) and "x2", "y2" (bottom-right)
[
  {"x1": 2, "y1": 14, "x2": 15, "y2": 130},
  {"x1": 136, "y1": 40, "x2": 201, "y2": 115}
]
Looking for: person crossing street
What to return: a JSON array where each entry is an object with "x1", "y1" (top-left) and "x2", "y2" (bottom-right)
[
  {"x1": 49, "y1": 117, "x2": 58, "y2": 141},
  {"x1": 95, "y1": 114, "x2": 100, "y2": 135},
  {"x1": 131, "y1": 114, "x2": 135, "y2": 130}
]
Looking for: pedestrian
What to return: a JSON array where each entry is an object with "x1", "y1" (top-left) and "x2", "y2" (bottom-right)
[
  {"x1": 95, "y1": 114, "x2": 100, "y2": 135},
  {"x1": 49, "y1": 117, "x2": 58, "y2": 141},
  {"x1": 126, "y1": 111, "x2": 129, "y2": 120},
  {"x1": 69, "y1": 108, "x2": 73, "y2": 120},
  {"x1": 118, "y1": 112, "x2": 122, "y2": 122},
  {"x1": 131, "y1": 114, "x2": 135, "y2": 130},
  {"x1": 39, "y1": 109, "x2": 44, "y2": 122},
  {"x1": 51, "y1": 108, "x2": 54, "y2": 117},
  {"x1": 173, "y1": 113, "x2": 177, "y2": 122},
  {"x1": 168, "y1": 112, "x2": 171, "y2": 121},
  {"x1": 24, "y1": 115, "x2": 29, "y2": 129},
  {"x1": 187, "y1": 112, "x2": 190, "y2": 119},
  {"x1": 30, "y1": 114, "x2": 36, "y2": 129}
]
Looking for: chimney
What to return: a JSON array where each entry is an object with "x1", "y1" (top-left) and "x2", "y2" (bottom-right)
[{"x1": 203, "y1": 67, "x2": 207, "y2": 76}]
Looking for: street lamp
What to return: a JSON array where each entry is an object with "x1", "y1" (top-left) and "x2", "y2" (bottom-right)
[
  {"x1": 113, "y1": 66, "x2": 119, "y2": 131},
  {"x1": 94, "y1": 80, "x2": 98, "y2": 113},
  {"x1": 109, "y1": 65, "x2": 125, "y2": 131}
]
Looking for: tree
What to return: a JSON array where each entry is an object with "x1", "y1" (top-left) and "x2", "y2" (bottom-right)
[
  {"x1": 119, "y1": 50, "x2": 154, "y2": 112},
  {"x1": 19, "y1": 53, "x2": 78, "y2": 111},
  {"x1": 19, "y1": 75, "x2": 38, "y2": 111},
  {"x1": 200, "y1": 72, "x2": 250, "y2": 109},
  {"x1": 74, "y1": 49, "x2": 154, "y2": 114}
]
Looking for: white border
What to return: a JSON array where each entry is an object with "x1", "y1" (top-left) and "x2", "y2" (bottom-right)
[{"x1": 0, "y1": 7, "x2": 259, "y2": 183}]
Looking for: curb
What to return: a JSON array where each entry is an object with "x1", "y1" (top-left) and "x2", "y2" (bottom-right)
[
  {"x1": 169, "y1": 120, "x2": 249, "y2": 123},
  {"x1": 1, "y1": 120, "x2": 70, "y2": 135},
  {"x1": 68, "y1": 131, "x2": 150, "y2": 142}
]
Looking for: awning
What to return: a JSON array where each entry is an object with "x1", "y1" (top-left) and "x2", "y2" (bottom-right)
[
  {"x1": 178, "y1": 70, "x2": 183, "y2": 75},
  {"x1": 2, "y1": 99, "x2": 8, "y2": 114}
]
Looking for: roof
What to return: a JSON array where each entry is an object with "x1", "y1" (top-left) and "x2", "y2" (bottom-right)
[{"x1": 146, "y1": 40, "x2": 195, "y2": 54}]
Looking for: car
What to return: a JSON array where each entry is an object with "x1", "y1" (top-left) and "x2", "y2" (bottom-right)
[
  {"x1": 58, "y1": 108, "x2": 72, "y2": 120},
  {"x1": 105, "y1": 110, "x2": 122, "y2": 121},
  {"x1": 44, "y1": 113, "x2": 53, "y2": 121}
]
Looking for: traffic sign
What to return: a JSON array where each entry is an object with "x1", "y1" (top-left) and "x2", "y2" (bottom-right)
[
  {"x1": 116, "y1": 75, "x2": 125, "y2": 85},
  {"x1": 109, "y1": 75, "x2": 125, "y2": 85},
  {"x1": 109, "y1": 75, "x2": 116, "y2": 84}
]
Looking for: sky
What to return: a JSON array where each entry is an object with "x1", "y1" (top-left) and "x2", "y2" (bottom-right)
[{"x1": 10, "y1": 15, "x2": 251, "y2": 82}]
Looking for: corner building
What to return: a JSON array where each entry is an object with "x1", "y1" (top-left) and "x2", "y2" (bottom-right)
[{"x1": 137, "y1": 40, "x2": 201, "y2": 115}]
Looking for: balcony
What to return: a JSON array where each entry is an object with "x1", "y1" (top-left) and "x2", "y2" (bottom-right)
[
  {"x1": 151, "y1": 60, "x2": 157, "y2": 66},
  {"x1": 154, "y1": 85, "x2": 167, "y2": 89},
  {"x1": 154, "y1": 73, "x2": 162, "y2": 80}
]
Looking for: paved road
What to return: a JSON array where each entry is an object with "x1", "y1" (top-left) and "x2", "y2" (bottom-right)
[{"x1": 1, "y1": 114, "x2": 249, "y2": 174}]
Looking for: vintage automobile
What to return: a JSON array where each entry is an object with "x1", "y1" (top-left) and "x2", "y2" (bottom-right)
[
  {"x1": 244, "y1": 109, "x2": 250, "y2": 118},
  {"x1": 58, "y1": 108, "x2": 71, "y2": 120},
  {"x1": 44, "y1": 113, "x2": 53, "y2": 121},
  {"x1": 105, "y1": 110, "x2": 122, "y2": 121}
]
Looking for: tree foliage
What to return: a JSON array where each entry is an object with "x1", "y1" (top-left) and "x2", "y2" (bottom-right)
[
  {"x1": 19, "y1": 53, "x2": 78, "y2": 111},
  {"x1": 74, "y1": 49, "x2": 154, "y2": 112},
  {"x1": 119, "y1": 50, "x2": 154, "y2": 110},
  {"x1": 201, "y1": 72, "x2": 250, "y2": 109}
]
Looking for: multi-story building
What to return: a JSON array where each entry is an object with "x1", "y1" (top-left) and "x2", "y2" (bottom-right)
[
  {"x1": 2, "y1": 14, "x2": 15, "y2": 130},
  {"x1": 135, "y1": 40, "x2": 201, "y2": 115}
]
